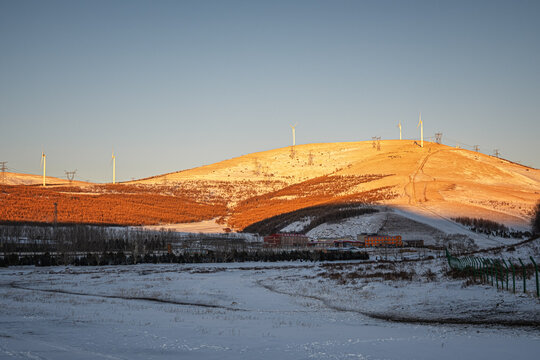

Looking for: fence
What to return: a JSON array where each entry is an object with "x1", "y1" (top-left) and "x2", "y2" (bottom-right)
[{"x1": 445, "y1": 249, "x2": 539, "y2": 297}]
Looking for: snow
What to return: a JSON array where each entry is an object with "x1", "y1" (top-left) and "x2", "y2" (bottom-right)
[
  {"x1": 1, "y1": 252, "x2": 539, "y2": 359},
  {"x1": 281, "y1": 217, "x2": 313, "y2": 233},
  {"x1": 143, "y1": 219, "x2": 228, "y2": 233},
  {"x1": 390, "y1": 206, "x2": 524, "y2": 249},
  {"x1": 306, "y1": 213, "x2": 386, "y2": 239}
]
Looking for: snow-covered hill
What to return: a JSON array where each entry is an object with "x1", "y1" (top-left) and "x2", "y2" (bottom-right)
[
  {"x1": 129, "y1": 140, "x2": 539, "y2": 230},
  {"x1": 4, "y1": 140, "x2": 539, "y2": 231}
]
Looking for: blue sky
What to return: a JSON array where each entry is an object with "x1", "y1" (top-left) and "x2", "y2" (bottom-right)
[{"x1": 1, "y1": 0, "x2": 539, "y2": 182}]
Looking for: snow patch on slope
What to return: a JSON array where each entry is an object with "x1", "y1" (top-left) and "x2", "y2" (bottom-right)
[
  {"x1": 306, "y1": 213, "x2": 386, "y2": 239},
  {"x1": 281, "y1": 217, "x2": 313, "y2": 233}
]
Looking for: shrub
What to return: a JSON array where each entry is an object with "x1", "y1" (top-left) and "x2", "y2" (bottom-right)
[{"x1": 532, "y1": 200, "x2": 540, "y2": 236}]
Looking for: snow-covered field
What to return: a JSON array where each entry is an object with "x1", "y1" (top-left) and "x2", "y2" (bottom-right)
[
  {"x1": 1, "y1": 259, "x2": 539, "y2": 360},
  {"x1": 296, "y1": 207, "x2": 526, "y2": 250}
]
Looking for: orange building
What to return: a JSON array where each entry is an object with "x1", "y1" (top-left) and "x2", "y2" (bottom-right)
[{"x1": 358, "y1": 235, "x2": 402, "y2": 247}]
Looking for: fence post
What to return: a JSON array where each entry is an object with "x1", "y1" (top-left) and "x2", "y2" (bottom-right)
[
  {"x1": 501, "y1": 259, "x2": 509, "y2": 291},
  {"x1": 518, "y1": 258, "x2": 526, "y2": 294},
  {"x1": 484, "y1": 259, "x2": 490, "y2": 285},
  {"x1": 472, "y1": 258, "x2": 477, "y2": 282},
  {"x1": 489, "y1": 259, "x2": 495, "y2": 286},
  {"x1": 483, "y1": 258, "x2": 489, "y2": 284},
  {"x1": 473, "y1": 257, "x2": 479, "y2": 282},
  {"x1": 530, "y1": 257, "x2": 539, "y2": 298},
  {"x1": 497, "y1": 259, "x2": 502, "y2": 288},
  {"x1": 495, "y1": 260, "x2": 500, "y2": 289},
  {"x1": 508, "y1": 260, "x2": 516, "y2": 294}
]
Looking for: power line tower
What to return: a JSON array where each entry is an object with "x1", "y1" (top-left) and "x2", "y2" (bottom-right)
[
  {"x1": 494, "y1": 149, "x2": 500, "y2": 158},
  {"x1": 473, "y1": 145, "x2": 480, "y2": 152},
  {"x1": 376, "y1": 137, "x2": 381, "y2": 151},
  {"x1": 308, "y1": 150, "x2": 314, "y2": 166},
  {"x1": 0, "y1": 161, "x2": 7, "y2": 184},
  {"x1": 372, "y1": 136, "x2": 377, "y2": 149},
  {"x1": 434, "y1": 133, "x2": 442, "y2": 144},
  {"x1": 65, "y1": 170, "x2": 77, "y2": 185}
]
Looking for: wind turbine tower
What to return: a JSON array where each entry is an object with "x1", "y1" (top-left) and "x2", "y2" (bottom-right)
[
  {"x1": 398, "y1": 120, "x2": 402, "y2": 140},
  {"x1": 417, "y1": 113, "x2": 424, "y2": 148},
  {"x1": 290, "y1": 123, "x2": 298, "y2": 146},
  {"x1": 41, "y1": 152, "x2": 46, "y2": 187},
  {"x1": 111, "y1": 151, "x2": 116, "y2": 184}
]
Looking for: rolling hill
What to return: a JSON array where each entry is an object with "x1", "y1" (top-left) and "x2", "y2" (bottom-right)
[
  {"x1": 130, "y1": 140, "x2": 540, "y2": 230},
  {"x1": 1, "y1": 140, "x2": 539, "y2": 231}
]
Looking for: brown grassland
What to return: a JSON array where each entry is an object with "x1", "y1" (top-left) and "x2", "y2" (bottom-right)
[{"x1": 0, "y1": 185, "x2": 227, "y2": 226}]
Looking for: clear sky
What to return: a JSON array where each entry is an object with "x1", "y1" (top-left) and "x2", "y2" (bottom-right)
[{"x1": 1, "y1": 0, "x2": 539, "y2": 182}]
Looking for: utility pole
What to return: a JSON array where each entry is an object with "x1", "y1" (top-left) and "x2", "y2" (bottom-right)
[
  {"x1": 0, "y1": 161, "x2": 7, "y2": 184},
  {"x1": 435, "y1": 133, "x2": 442, "y2": 144},
  {"x1": 473, "y1": 145, "x2": 480, "y2": 152},
  {"x1": 65, "y1": 170, "x2": 77, "y2": 185}
]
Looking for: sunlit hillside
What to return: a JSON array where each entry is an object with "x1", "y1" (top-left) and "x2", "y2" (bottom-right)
[
  {"x1": 1, "y1": 172, "x2": 89, "y2": 186},
  {"x1": 131, "y1": 140, "x2": 540, "y2": 230},
  {"x1": 2, "y1": 140, "x2": 539, "y2": 230}
]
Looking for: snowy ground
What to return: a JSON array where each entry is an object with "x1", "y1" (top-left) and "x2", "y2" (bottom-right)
[
  {"x1": 305, "y1": 213, "x2": 386, "y2": 240},
  {"x1": 299, "y1": 207, "x2": 526, "y2": 250},
  {"x1": 143, "y1": 219, "x2": 228, "y2": 234},
  {"x1": 1, "y1": 259, "x2": 539, "y2": 360},
  {"x1": 390, "y1": 206, "x2": 521, "y2": 248},
  {"x1": 281, "y1": 217, "x2": 313, "y2": 233}
]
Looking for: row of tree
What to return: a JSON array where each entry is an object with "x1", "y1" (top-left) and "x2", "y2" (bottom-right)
[
  {"x1": 452, "y1": 216, "x2": 530, "y2": 238},
  {"x1": 0, "y1": 249, "x2": 369, "y2": 267},
  {"x1": 243, "y1": 202, "x2": 378, "y2": 235}
]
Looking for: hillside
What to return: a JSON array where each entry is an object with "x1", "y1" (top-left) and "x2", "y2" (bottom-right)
[
  {"x1": 131, "y1": 140, "x2": 540, "y2": 230},
  {"x1": 2, "y1": 140, "x2": 539, "y2": 230},
  {"x1": 1, "y1": 172, "x2": 89, "y2": 186}
]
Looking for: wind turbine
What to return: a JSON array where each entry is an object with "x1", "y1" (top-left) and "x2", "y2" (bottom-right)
[
  {"x1": 290, "y1": 123, "x2": 298, "y2": 146},
  {"x1": 40, "y1": 151, "x2": 46, "y2": 187},
  {"x1": 417, "y1": 113, "x2": 423, "y2": 148},
  {"x1": 398, "y1": 120, "x2": 402, "y2": 140},
  {"x1": 111, "y1": 150, "x2": 116, "y2": 184}
]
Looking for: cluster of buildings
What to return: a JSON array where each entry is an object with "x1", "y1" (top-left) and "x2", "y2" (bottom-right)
[{"x1": 263, "y1": 233, "x2": 423, "y2": 249}]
